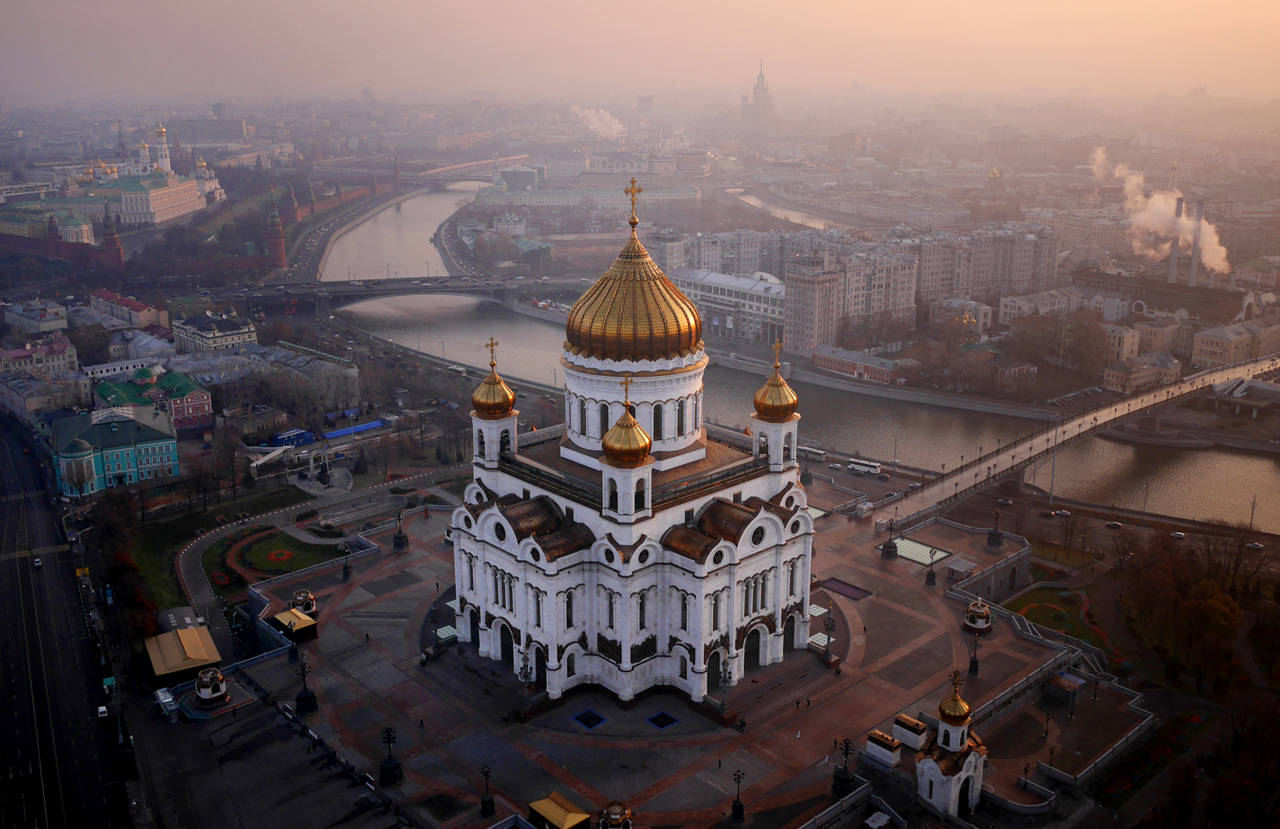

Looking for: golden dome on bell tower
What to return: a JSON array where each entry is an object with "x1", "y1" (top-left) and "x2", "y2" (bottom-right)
[
  {"x1": 471, "y1": 337, "x2": 516, "y2": 419},
  {"x1": 602, "y1": 376, "x2": 652, "y2": 467},
  {"x1": 565, "y1": 178, "x2": 702, "y2": 362},
  {"x1": 938, "y1": 671, "x2": 971, "y2": 725},
  {"x1": 753, "y1": 340, "x2": 799, "y2": 422}
]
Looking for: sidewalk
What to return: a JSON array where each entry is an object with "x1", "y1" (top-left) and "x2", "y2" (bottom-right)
[{"x1": 174, "y1": 469, "x2": 447, "y2": 657}]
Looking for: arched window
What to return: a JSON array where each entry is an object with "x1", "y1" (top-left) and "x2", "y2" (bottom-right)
[
  {"x1": 941, "y1": 729, "x2": 950, "y2": 748},
  {"x1": 638, "y1": 593, "x2": 646, "y2": 630},
  {"x1": 788, "y1": 563, "x2": 796, "y2": 596},
  {"x1": 679, "y1": 655, "x2": 688, "y2": 678},
  {"x1": 712, "y1": 594, "x2": 721, "y2": 629},
  {"x1": 677, "y1": 400, "x2": 686, "y2": 435},
  {"x1": 566, "y1": 592, "x2": 574, "y2": 628},
  {"x1": 652, "y1": 403, "x2": 664, "y2": 440},
  {"x1": 566, "y1": 653, "x2": 576, "y2": 677},
  {"x1": 634, "y1": 478, "x2": 646, "y2": 512},
  {"x1": 694, "y1": 397, "x2": 700, "y2": 430},
  {"x1": 599, "y1": 403, "x2": 610, "y2": 436},
  {"x1": 608, "y1": 479, "x2": 618, "y2": 512},
  {"x1": 578, "y1": 399, "x2": 587, "y2": 433},
  {"x1": 476, "y1": 431, "x2": 486, "y2": 457},
  {"x1": 499, "y1": 430, "x2": 511, "y2": 455},
  {"x1": 680, "y1": 595, "x2": 688, "y2": 630},
  {"x1": 783, "y1": 432, "x2": 793, "y2": 461},
  {"x1": 607, "y1": 593, "x2": 615, "y2": 628}
]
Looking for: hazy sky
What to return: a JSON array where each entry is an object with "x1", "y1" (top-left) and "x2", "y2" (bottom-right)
[{"x1": 3, "y1": 0, "x2": 1278, "y2": 108}]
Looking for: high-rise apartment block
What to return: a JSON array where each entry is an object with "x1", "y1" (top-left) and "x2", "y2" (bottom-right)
[{"x1": 895, "y1": 224, "x2": 1059, "y2": 304}]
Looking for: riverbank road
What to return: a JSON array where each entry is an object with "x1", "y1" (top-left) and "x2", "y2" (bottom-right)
[{"x1": 885, "y1": 354, "x2": 1280, "y2": 525}]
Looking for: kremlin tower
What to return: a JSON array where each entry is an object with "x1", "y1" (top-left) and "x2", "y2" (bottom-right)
[
  {"x1": 265, "y1": 193, "x2": 287, "y2": 269},
  {"x1": 98, "y1": 199, "x2": 124, "y2": 269}
]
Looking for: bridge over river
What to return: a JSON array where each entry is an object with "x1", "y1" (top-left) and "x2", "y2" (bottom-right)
[{"x1": 881, "y1": 354, "x2": 1280, "y2": 526}]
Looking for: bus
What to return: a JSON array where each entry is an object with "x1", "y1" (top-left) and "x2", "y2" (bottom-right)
[
  {"x1": 847, "y1": 459, "x2": 881, "y2": 475},
  {"x1": 797, "y1": 446, "x2": 827, "y2": 462},
  {"x1": 447, "y1": 365, "x2": 468, "y2": 376}
]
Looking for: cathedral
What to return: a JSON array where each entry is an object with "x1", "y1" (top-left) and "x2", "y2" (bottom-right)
[{"x1": 450, "y1": 181, "x2": 814, "y2": 702}]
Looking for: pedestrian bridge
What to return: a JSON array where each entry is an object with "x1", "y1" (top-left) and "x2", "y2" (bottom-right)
[{"x1": 883, "y1": 354, "x2": 1280, "y2": 525}]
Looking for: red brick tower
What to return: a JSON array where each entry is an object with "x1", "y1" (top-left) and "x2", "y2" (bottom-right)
[
  {"x1": 98, "y1": 199, "x2": 124, "y2": 269},
  {"x1": 265, "y1": 193, "x2": 287, "y2": 269}
]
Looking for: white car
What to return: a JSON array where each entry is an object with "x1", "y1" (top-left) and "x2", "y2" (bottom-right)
[{"x1": 32, "y1": 557, "x2": 42, "y2": 569}]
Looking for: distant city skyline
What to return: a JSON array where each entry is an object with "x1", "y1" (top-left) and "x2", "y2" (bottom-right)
[{"x1": 2, "y1": 0, "x2": 1278, "y2": 107}]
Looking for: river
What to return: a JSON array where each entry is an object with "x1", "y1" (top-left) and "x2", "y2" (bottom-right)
[{"x1": 321, "y1": 188, "x2": 1280, "y2": 532}]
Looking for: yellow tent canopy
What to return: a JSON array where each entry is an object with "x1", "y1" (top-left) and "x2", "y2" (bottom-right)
[
  {"x1": 528, "y1": 792, "x2": 590, "y2": 829},
  {"x1": 145, "y1": 626, "x2": 221, "y2": 678}
]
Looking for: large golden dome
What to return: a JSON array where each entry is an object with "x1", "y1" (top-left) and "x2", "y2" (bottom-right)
[
  {"x1": 753, "y1": 342, "x2": 799, "y2": 422},
  {"x1": 565, "y1": 179, "x2": 702, "y2": 362},
  {"x1": 938, "y1": 673, "x2": 971, "y2": 726},
  {"x1": 601, "y1": 375, "x2": 652, "y2": 467},
  {"x1": 471, "y1": 337, "x2": 516, "y2": 419}
]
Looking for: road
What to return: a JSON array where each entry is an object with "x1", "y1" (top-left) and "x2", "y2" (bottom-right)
[{"x1": 0, "y1": 424, "x2": 125, "y2": 828}]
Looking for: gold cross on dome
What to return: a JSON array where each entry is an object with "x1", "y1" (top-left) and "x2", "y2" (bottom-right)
[
  {"x1": 620, "y1": 374, "x2": 633, "y2": 404},
  {"x1": 484, "y1": 336, "x2": 499, "y2": 367},
  {"x1": 624, "y1": 178, "x2": 642, "y2": 227},
  {"x1": 949, "y1": 669, "x2": 963, "y2": 693},
  {"x1": 772, "y1": 339, "x2": 783, "y2": 367}
]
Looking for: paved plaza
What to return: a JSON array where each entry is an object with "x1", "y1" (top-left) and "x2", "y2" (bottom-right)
[{"x1": 146, "y1": 477, "x2": 1146, "y2": 828}]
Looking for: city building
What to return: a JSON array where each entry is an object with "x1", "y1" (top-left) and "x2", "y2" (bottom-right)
[
  {"x1": 1101, "y1": 324, "x2": 1141, "y2": 364},
  {"x1": 899, "y1": 224, "x2": 1059, "y2": 304},
  {"x1": 0, "y1": 334, "x2": 78, "y2": 378},
  {"x1": 89, "y1": 289, "x2": 170, "y2": 329},
  {"x1": 0, "y1": 371, "x2": 78, "y2": 424},
  {"x1": 1192, "y1": 324, "x2": 1256, "y2": 368},
  {"x1": 812, "y1": 345, "x2": 920, "y2": 384},
  {"x1": 740, "y1": 60, "x2": 775, "y2": 132},
  {"x1": 449, "y1": 191, "x2": 814, "y2": 702},
  {"x1": 998, "y1": 287, "x2": 1085, "y2": 326},
  {"x1": 52, "y1": 407, "x2": 180, "y2": 497},
  {"x1": 783, "y1": 246, "x2": 917, "y2": 356},
  {"x1": 1103, "y1": 353, "x2": 1181, "y2": 393},
  {"x1": 4, "y1": 298, "x2": 68, "y2": 333},
  {"x1": 95, "y1": 368, "x2": 213, "y2": 431},
  {"x1": 669, "y1": 268, "x2": 784, "y2": 345},
  {"x1": 491, "y1": 213, "x2": 527, "y2": 237},
  {"x1": 992, "y1": 357, "x2": 1038, "y2": 392},
  {"x1": 1134, "y1": 318, "x2": 1181, "y2": 355},
  {"x1": 173, "y1": 313, "x2": 258, "y2": 354}
]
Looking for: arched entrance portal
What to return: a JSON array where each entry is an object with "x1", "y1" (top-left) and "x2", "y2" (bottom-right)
[
  {"x1": 744, "y1": 628, "x2": 762, "y2": 672},
  {"x1": 534, "y1": 646, "x2": 547, "y2": 690},
  {"x1": 783, "y1": 614, "x2": 796, "y2": 653},
  {"x1": 469, "y1": 610, "x2": 480, "y2": 646},
  {"x1": 498, "y1": 624, "x2": 514, "y2": 669},
  {"x1": 707, "y1": 650, "x2": 723, "y2": 690},
  {"x1": 958, "y1": 776, "x2": 973, "y2": 818}
]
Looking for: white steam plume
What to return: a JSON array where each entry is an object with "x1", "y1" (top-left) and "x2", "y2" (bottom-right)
[
  {"x1": 572, "y1": 105, "x2": 625, "y2": 140},
  {"x1": 1090, "y1": 146, "x2": 1230, "y2": 273}
]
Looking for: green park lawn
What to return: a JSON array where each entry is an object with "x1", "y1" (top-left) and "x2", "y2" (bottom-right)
[
  {"x1": 238, "y1": 530, "x2": 346, "y2": 574},
  {"x1": 1004, "y1": 586, "x2": 1108, "y2": 652}
]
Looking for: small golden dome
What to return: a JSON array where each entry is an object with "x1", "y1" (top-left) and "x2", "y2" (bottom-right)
[
  {"x1": 938, "y1": 672, "x2": 971, "y2": 726},
  {"x1": 471, "y1": 337, "x2": 516, "y2": 419},
  {"x1": 196, "y1": 156, "x2": 207, "y2": 169},
  {"x1": 602, "y1": 375, "x2": 652, "y2": 467},
  {"x1": 565, "y1": 178, "x2": 702, "y2": 362},
  {"x1": 753, "y1": 341, "x2": 798, "y2": 422},
  {"x1": 156, "y1": 124, "x2": 167, "y2": 138}
]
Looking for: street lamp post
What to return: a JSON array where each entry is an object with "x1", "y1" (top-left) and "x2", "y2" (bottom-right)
[
  {"x1": 380, "y1": 726, "x2": 403, "y2": 786},
  {"x1": 480, "y1": 765, "x2": 495, "y2": 817},
  {"x1": 731, "y1": 769, "x2": 746, "y2": 823},
  {"x1": 833, "y1": 737, "x2": 856, "y2": 795},
  {"x1": 824, "y1": 602, "x2": 836, "y2": 663}
]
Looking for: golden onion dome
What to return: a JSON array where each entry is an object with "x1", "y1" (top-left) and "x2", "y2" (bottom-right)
[
  {"x1": 471, "y1": 337, "x2": 516, "y2": 419},
  {"x1": 156, "y1": 124, "x2": 166, "y2": 138},
  {"x1": 196, "y1": 156, "x2": 207, "y2": 169},
  {"x1": 564, "y1": 178, "x2": 702, "y2": 362},
  {"x1": 938, "y1": 673, "x2": 971, "y2": 726},
  {"x1": 602, "y1": 375, "x2": 652, "y2": 467},
  {"x1": 602, "y1": 408, "x2": 652, "y2": 467},
  {"x1": 753, "y1": 342, "x2": 798, "y2": 422}
]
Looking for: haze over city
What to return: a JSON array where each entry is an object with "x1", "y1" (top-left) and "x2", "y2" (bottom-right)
[
  {"x1": 2, "y1": 3, "x2": 1280, "y2": 829},
  {"x1": 4, "y1": 0, "x2": 1280, "y2": 106}
]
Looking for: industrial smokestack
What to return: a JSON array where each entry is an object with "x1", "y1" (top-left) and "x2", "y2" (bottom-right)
[
  {"x1": 1168, "y1": 196, "x2": 1183, "y2": 283},
  {"x1": 1189, "y1": 200, "x2": 1204, "y2": 287}
]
